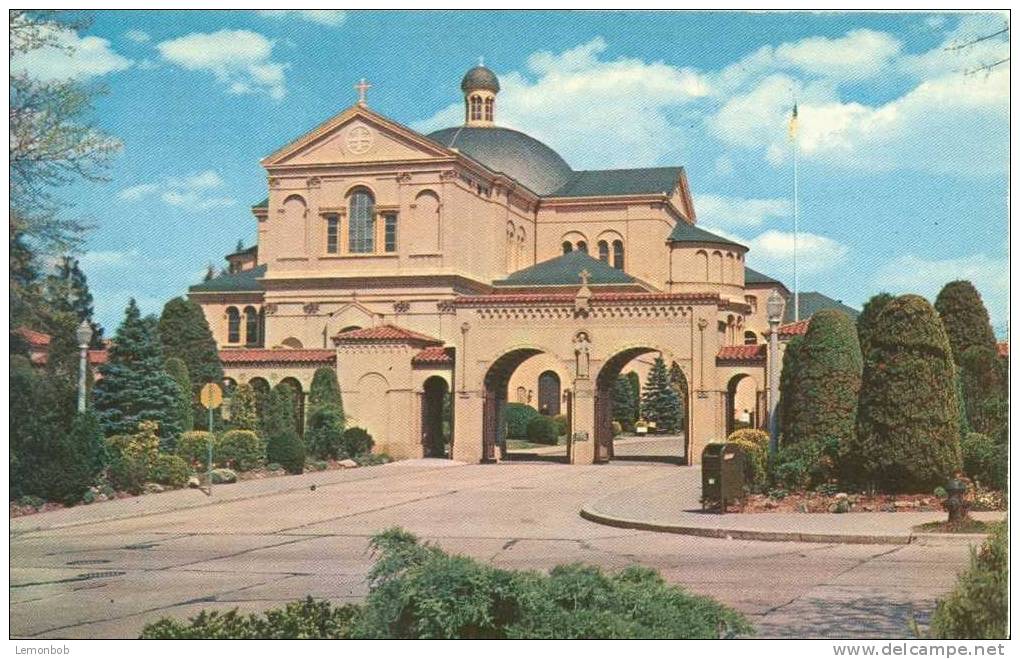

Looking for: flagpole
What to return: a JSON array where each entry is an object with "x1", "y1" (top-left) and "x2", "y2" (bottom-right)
[{"x1": 792, "y1": 105, "x2": 800, "y2": 323}]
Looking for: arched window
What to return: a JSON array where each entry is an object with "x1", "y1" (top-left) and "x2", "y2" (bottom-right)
[
  {"x1": 562, "y1": 241, "x2": 573, "y2": 254},
  {"x1": 612, "y1": 240, "x2": 624, "y2": 270},
  {"x1": 348, "y1": 188, "x2": 375, "y2": 253},
  {"x1": 696, "y1": 250, "x2": 709, "y2": 281},
  {"x1": 576, "y1": 241, "x2": 588, "y2": 254},
  {"x1": 483, "y1": 97, "x2": 494, "y2": 122},
  {"x1": 244, "y1": 306, "x2": 259, "y2": 346},
  {"x1": 281, "y1": 337, "x2": 304, "y2": 349},
  {"x1": 226, "y1": 307, "x2": 241, "y2": 344},
  {"x1": 597, "y1": 240, "x2": 609, "y2": 262},
  {"x1": 469, "y1": 95, "x2": 483, "y2": 121},
  {"x1": 744, "y1": 331, "x2": 758, "y2": 346},
  {"x1": 537, "y1": 371, "x2": 561, "y2": 416}
]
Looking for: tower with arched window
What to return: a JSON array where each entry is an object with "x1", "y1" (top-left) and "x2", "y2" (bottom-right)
[{"x1": 462, "y1": 61, "x2": 499, "y2": 127}]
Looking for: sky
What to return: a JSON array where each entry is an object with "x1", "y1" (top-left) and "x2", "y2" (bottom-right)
[{"x1": 14, "y1": 10, "x2": 1010, "y2": 335}]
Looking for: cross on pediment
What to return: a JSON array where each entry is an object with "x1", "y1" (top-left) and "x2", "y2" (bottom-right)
[
  {"x1": 578, "y1": 269, "x2": 591, "y2": 286},
  {"x1": 354, "y1": 78, "x2": 372, "y2": 106}
]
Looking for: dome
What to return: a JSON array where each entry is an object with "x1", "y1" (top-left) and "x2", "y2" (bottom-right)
[
  {"x1": 461, "y1": 65, "x2": 500, "y2": 93},
  {"x1": 427, "y1": 126, "x2": 574, "y2": 195}
]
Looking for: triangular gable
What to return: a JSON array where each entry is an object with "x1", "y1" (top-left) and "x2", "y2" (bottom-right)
[
  {"x1": 262, "y1": 105, "x2": 454, "y2": 167},
  {"x1": 673, "y1": 169, "x2": 696, "y2": 222}
]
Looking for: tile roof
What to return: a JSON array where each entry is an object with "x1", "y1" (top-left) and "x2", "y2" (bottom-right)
[
  {"x1": 253, "y1": 197, "x2": 268, "y2": 209},
  {"x1": 668, "y1": 221, "x2": 746, "y2": 248},
  {"x1": 784, "y1": 292, "x2": 859, "y2": 323},
  {"x1": 744, "y1": 267, "x2": 785, "y2": 287},
  {"x1": 16, "y1": 327, "x2": 51, "y2": 347},
  {"x1": 219, "y1": 349, "x2": 334, "y2": 364},
  {"x1": 998, "y1": 341, "x2": 1008, "y2": 358},
  {"x1": 778, "y1": 319, "x2": 809, "y2": 339},
  {"x1": 412, "y1": 346, "x2": 454, "y2": 366},
  {"x1": 551, "y1": 167, "x2": 683, "y2": 198},
  {"x1": 455, "y1": 291, "x2": 723, "y2": 306},
  {"x1": 88, "y1": 349, "x2": 108, "y2": 365},
  {"x1": 332, "y1": 324, "x2": 443, "y2": 346},
  {"x1": 717, "y1": 344, "x2": 766, "y2": 363},
  {"x1": 494, "y1": 250, "x2": 635, "y2": 287},
  {"x1": 189, "y1": 264, "x2": 267, "y2": 293}
]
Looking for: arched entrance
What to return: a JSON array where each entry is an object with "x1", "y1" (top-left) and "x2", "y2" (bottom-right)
[
  {"x1": 482, "y1": 348, "x2": 568, "y2": 463},
  {"x1": 595, "y1": 348, "x2": 689, "y2": 465},
  {"x1": 725, "y1": 373, "x2": 759, "y2": 436},
  {"x1": 422, "y1": 376, "x2": 450, "y2": 458}
]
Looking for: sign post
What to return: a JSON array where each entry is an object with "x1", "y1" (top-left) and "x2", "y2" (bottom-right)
[{"x1": 199, "y1": 383, "x2": 223, "y2": 496}]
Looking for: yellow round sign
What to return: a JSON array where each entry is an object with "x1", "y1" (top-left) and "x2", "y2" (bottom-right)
[{"x1": 199, "y1": 382, "x2": 223, "y2": 410}]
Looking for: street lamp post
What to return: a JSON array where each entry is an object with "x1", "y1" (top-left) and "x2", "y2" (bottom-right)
[
  {"x1": 766, "y1": 290, "x2": 785, "y2": 458},
  {"x1": 76, "y1": 320, "x2": 93, "y2": 413}
]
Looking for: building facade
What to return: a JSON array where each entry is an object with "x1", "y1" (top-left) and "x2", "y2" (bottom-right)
[{"x1": 189, "y1": 65, "x2": 853, "y2": 464}]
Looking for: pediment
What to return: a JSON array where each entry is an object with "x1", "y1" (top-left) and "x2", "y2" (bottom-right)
[{"x1": 263, "y1": 106, "x2": 453, "y2": 167}]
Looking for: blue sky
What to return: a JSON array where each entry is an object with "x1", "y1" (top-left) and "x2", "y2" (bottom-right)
[{"x1": 14, "y1": 10, "x2": 1009, "y2": 335}]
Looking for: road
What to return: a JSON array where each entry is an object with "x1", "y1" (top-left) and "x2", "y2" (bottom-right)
[{"x1": 10, "y1": 459, "x2": 976, "y2": 639}]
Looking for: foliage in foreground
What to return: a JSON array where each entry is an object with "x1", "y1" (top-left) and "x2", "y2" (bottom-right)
[
  {"x1": 141, "y1": 528, "x2": 751, "y2": 639},
  {"x1": 929, "y1": 522, "x2": 1008, "y2": 640}
]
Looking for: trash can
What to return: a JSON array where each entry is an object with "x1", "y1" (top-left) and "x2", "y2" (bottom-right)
[{"x1": 701, "y1": 442, "x2": 746, "y2": 513}]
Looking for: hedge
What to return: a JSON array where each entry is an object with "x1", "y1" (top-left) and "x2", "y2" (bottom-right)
[
  {"x1": 526, "y1": 416, "x2": 559, "y2": 445},
  {"x1": 505, "y1": 403, "x2": 539, "y2": 439}
]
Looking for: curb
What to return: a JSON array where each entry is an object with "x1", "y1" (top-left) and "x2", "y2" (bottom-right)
[{"x1": 580, "y1": 507, "x2": 913, "y2": 545}]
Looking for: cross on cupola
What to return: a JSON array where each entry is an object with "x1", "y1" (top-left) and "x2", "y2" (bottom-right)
[
  {"x1": 578, "y1": 269, "x2": 591, "y2": 286},
  {"x1": 354, "y1": 78, "x2": 372, "y2": 107}
]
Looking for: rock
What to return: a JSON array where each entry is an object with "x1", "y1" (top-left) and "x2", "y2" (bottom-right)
[
  {"x1": 827, "y1": 503, "x2": 838, "y2": 513},
  {"x1": 338, "y1": 459, "x2": 359, "y2": 469},
  {"x1": 894, "y1": 500, "x2": 917, "y2": 509},
  {"x1": 143, "y1": 482, "x2": 165, "y2": 494},
  {"x1": 210, "y1": 468, "x2": 237, "y2": 485},
  {"x1": 187, "y1": 476, "x2": 201, "y2": 488},
  {"x1": 862, "y1": 505, "x2": 874, "y2": 512},
  {"x1": 95, "y1": 493, "x2": 108, "y2": 502},
  {"x1": 835, "y1": 492, "x2": 848, "y2": 500}
]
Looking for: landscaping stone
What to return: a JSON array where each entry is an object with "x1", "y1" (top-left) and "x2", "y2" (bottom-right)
[
  {"x1": 338, "y1": 459, "x2": 359, "y2": 469},
  {"x1": 143, "y1": 483, "x2": 165, "y2": 494},
  {"x1": 210, "y1": 468, "x2": 238, "y2": 485},
  {"x1": 187, "y1": 476, "x2": 201, "y2": 488}
]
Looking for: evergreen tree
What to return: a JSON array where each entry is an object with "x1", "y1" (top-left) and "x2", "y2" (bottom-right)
[
  {"x1": 265, "y1": 382, "x2": 298, "y2": 440},
  {"x1": 229, "y1": 382, "x2": 260, "y2": 433},
  {"x1": 777, "y1": 335, "x2": 804, "y2": 444},
  {"x1": 611, "y1": 375, "x2": 636, "y2": 432},
  {"x1": 785, "y1": 310, "x2": 862, "y2": 475},
  {"x1": 10, "y1": 355, "x2": 75, "y2": 499},
  {"x1": 854, "y1": 295, "x2": 962, "y2": 492},
  {"x1": 307, "y1": 367, "x2": 344, "y2": 422},
  {"x1": 668, "y1": 361, "x2": 688, "y2": 429},
  {"x1": 857, "y1": 292, "x2": 893, "y2": 360},
  {"x1": 164, "y1": 357, "x2": 194, "y2": 432},
  {"x1": 265, "y1": 382, "x2": 305, "y2": 473},
  {"x1": 934, "y1": 281, "x2": 998, "y2": 364},
  {"x1": 158, "y1": 297, "x2": 223, "y2": 429},
  {"x1": 93, "y1": 299, "x2": 182, "y2": 442},
  {"x1": 43, "y1": 255, "x2": 103, "y2": 346},
  {"x1": 958, "y1": 345, "x2": 1007, "y2": 437},
  {"x1": 626, "y1": 371, "x2": 641, "y2": 423},
  {"x1": 640, "y1": 356, "x2": 682, "y2": 433}
]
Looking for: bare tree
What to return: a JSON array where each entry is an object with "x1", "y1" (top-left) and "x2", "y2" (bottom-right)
[{"x1": 945, "y1": 19, "x2": 1010, "y2": 77}]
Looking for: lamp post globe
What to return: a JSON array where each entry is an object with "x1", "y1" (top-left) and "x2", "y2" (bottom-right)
[
  {"x1": 766, "y1": 290, "x2": 785, "y2": 323},
  {"x1": 766, "y1": 290, "x2": 785, "y2": 457},
  {"x1": 76, "y1": 320, "x2": 93, "y2": 348},
  {"x1": 76, "y1": 321, "x2": 93, "y2": 413}
]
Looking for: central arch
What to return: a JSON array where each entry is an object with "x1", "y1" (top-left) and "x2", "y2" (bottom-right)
[{"x1": 422, "y1": 376, "x2": 450, "y2": 458}]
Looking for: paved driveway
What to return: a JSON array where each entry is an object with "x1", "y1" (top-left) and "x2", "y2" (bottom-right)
[{"x1": 10, "y1": 460, "x2": 977, "y2": 639}]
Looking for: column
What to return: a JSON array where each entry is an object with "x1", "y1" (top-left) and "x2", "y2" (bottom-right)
[{"x1": 570, "y1": 378, "x2": 595, "y2": 464}]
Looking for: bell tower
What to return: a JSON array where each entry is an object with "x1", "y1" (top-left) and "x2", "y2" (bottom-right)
[{"x1": 461, "y1": 59, "x2": 499, "y2": 127}]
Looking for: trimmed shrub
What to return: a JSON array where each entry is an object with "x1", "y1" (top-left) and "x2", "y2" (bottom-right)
[
  {"x1": 959, "y1": 345, "x2": 1007, "y2": 437},
  {"x1": 267, "y1": 429, "x2": 305, "y2": 474},
  {"x1": 526, "y1": 416, "x2": 559, "y2": 445},
  {"x1": 854, "y1": 295, "x2": 962, "y2": 492},
  {"x1": 960, "y1": 432, "x2": 1007, "y2": 491},
  {"x1": 141, "y1": 598, "x2": 360, "y2": 639},
  {"x1": 551, "y1": 414, "x2": 569, "y2": 438},
  {"x1": 34, "y1": 411, "x2": 106, "y2": 505},
  {"x1": 158, "y1": 296, "x2": 224, "y2": 430},
  {"x1": 151, "y1": 454, "x2": 192, "y2": 488},
  {"x1": 216, "y1": 429, "x2": 263, "y2": 471},
  {"x1": 505, "y1": 403, "x2": 539, "y2": 439},
  {"x1": 228, "y1": 382, "x2": 259, "y2": 433},
  {"x1": 307, "y1": 367, "x2": 344, "y2": 424},
  {"x1": 777, "y1": 335, "x2": 804, "y2": 444},
  {"x1": 340, "y1": 427, "x2": 374, "y2": 457},
  {"x1": 856, "y1": 292, "x2": 894, "y2": 361},
  {"x1": 934, "y1": 280, "x2": 998, "y2": 365},
  {"x1": 727, "y1": 429, "x2": 768, "y2": 491},
  {"x1": 176, "y1": 430, "x2": 215, "y2": 469},
  {"x1": 307, "y1": 408, "x2": 346, "y2": 460},
  {"x1": 164, "y1": 356, "x2": 194, "y2": 434},
  {"x1": 930, "y1": 522, "x2": 1007, "y2": 639},
  {"x1": 106, "y1": 420, "x2": 161, "y2": 473},
  {"x1": 108, "y1": 452, "x2": 148, "y2": 494}
]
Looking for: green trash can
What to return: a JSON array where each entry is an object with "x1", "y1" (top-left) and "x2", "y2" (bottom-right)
[{"x1": 701, "y1": 442, "x2": 745, "y2": 513}]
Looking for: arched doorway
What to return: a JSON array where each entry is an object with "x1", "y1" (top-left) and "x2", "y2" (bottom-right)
[
  {"x1": 422, "y1": 376, "x2": 450, "y2": 458},
  {"x1": 537, "y1": 371, "x2": 561, "y2": 416},
  {"x1": 595, "y1": 349, "x2": 689, "y2": 465},
  {"x1": 279, "y1": 377, "x2": 305, "y2": 436},
  {"x1": 726, "y1": 374, "x2": 759, "y2": 436}
]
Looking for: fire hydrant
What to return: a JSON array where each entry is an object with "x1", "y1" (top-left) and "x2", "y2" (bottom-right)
[{"x1": 945, "y1": 477, "x2": 969, "y2": 524}]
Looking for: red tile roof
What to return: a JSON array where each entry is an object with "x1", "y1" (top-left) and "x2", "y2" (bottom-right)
[
  {"x1": 717, "y1": 344, "x2": 766, "y2": 363},
  {"x1": 412, "y1": 346, "x2": 454, "y2": 366},
  {"x1": 88, "y1": 349, "x2": 108, "y2": 365},
  {"x1": 219, "y1": 349, "x2": 335, "y2": 365},
  {"x1": 16, "y1": 327, "x2": 51, "y2": 347},
  {"x1": 332, "y1": 324, "x2": 442, "y2": 346},
  {"x1": 998, "y1": 341, "x2": 1009, "y2": 358},
  {"x1": 778, "y1": 319, "x2": 809, "y2": 338}
]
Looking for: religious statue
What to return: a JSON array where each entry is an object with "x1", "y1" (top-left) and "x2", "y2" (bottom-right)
[{"x1": 573, "y1": 331, "x2": 591, "y2": 379}]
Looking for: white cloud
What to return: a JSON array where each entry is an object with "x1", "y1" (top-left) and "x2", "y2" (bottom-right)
[
  {"x1": 257, "y1": 10, "x2": 347, "y2": 27},
  {"x1": 78, "y1": 249, "x2": 140, "y2": 269},
  {"x1": 124, "y1": 29, "x2": 150, "y2": 43},
  {"x1": 694, "y1": 194, "x2": 790, "y2": 229},
  {"x1": 11, "y1": 23, "x2": 132, "y2": 80},
  {"x1": 413, "y1": 37, "x2": 709, "y2": 168},
  {"x1": 156, "y1": 30, "x2": 287, "y2": 100},
  {"x1": 874, "y1": 253, "x2": 1008, "y2": 326},
  {"x1": 705, "y1": 226, "x2": 848, "y2": 275},
  {"x1": 117, "y1": 170, "x2": 236, "y2": 210}
]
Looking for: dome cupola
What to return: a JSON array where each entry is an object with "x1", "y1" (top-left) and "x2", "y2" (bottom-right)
[{"x1": 462, "y1": 59, "x2": 499, "y2": 127}]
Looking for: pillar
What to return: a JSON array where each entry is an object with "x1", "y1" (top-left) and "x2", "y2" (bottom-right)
[
  {"x1": 570, "y1": 378, "x2": 595, "y2": 464},
  {"x1": 452, "y1": 390, "x2": 484, "y2": 464}
]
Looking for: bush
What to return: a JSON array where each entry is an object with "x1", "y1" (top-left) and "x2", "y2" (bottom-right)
[
  {"x1": 526, "y1": 416, "x2": 559, "y2": 445},
  {"x1": 340, "y1": 427, "x2": 374, "y2": 458},
  {"x1": 929, "y1": 522, "x2": 1007, "y2": 639},
  {"x1": 228, "y1": 382, "x2": 259, "y2": 433},
  {"x1": 960, "y1": 432, "x2": 1007, "y2": 491},
  {"x1": 551, "y1": 414, "x2": 569, "y2": 437},
  {"x1": 306, "y1": 408, "x2": 346, "y2": 460},
  {"x1": 769, "y1": 439, "x2": 837, "y2": 491},
  {"x1": 307, "y1": 367, "x2": 344, "y2": 423},
  {"x1": 727, "y1": 429, "x2": 769, "y2": 491},
  {"x1": 267, "y1": 429, "x2": 305, "y2": 475},
  {"x1": 505, "y1": 403, "x2": 539, "y2": 439},
  {"x1": 141, "y1": 597, "x2": 360, "y2": 640},
  {"x1": 151, "y1": 453, "x2": 192, "y2": 488},
  {"x1": 176, "y1": 430, "x2": 215, "y2": 469},
  {"x1": 216, "y1": 429, "x2": 263, "y2": 471},
  {"x1": 108, "y1": 452, "x2": 148, "y2": 494}
]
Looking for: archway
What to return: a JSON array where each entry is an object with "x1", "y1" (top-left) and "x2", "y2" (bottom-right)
[
  {"x1": 422, "y1": 376, "x2": 450, "y2": 458},
  {"x1": 725, "y1": 374, "x2": 759, "y2": 436},
  {"x1": 595, "y1": 348, "x2": 689, "y2": 465},
  {"x1": 279, "y1": 377, "x2": 305, "y2": 436},
  {"x1": 482, "y1": 348, "x2": 568, "y2": 464}
]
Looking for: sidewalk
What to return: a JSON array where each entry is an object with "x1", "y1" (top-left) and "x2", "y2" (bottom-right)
[{"x1": 580, "y1": 466, "x2": 1005, "y2": 545}]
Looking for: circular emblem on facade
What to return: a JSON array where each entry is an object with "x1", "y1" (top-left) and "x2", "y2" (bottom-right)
[{"x1": 345, "y1": 125, "x2": 374, "y2": 155}]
